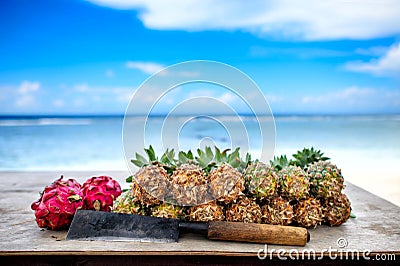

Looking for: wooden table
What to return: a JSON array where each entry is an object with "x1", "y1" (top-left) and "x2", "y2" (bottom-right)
[{"x1": 0, "y1": 171, "x2": 399, "y2": 265}]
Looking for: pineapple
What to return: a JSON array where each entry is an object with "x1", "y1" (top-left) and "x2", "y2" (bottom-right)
[
  {"x1": 208, "y1": 163, "x2": 245, "y2": 205},
  {"x1": 191, "y1": 147, "x2": 246, "y2": 205},
  {"x1": 112, "y1": 190, "x2": 146, "y2": 215},
  {"x1": 131, "y1": 178, "x2": 161, "y2": 207},
  {"x1": 132, "y1": 165, "x2": 169, "y2": 206},
  {"x1": 188, "y1": 201, "x2": 225, "y2": 222},
  {"x1": 294, "y1": 197, "x2": 323, "y2": 228},
  {"x1": 279, "y1": 165, "x2": 309, "y2": 200},
  {"x1": 169, "y1": 163, "x2": 209, "y2": 206},
  {"x1": 125, "y1": 145, "x2": 351, "y2": 229},
  {"x1": 131, "y1": 146, "x2": 172, "y2": 203},
  {"x1": 170, "y1": 164, "x2": 206, "y2": 185},
  {"x1": 261, "y1": 196, "x2": 294, "y2": 226},
  {"x1": 225, "y1": 196, "x2": 262, "y2": 223},
  {"x1": 151, "y1": 203, "x2": 185, "y2": 220},
  {"x1": 307, "y1": 161, "x2": 344, "y2": 199},
  {"x1": 323, "y1": 193, "x2": 351, "y2": 226},
  {"x1": 244, "y1": 162, "x2": 278, "y2": 201}
]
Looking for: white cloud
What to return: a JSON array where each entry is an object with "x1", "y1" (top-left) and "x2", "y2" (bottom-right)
[
  {"x1": 113, "y1": 87, "x2": 134, "y2": 103},
  {"x1": 18, "y1": 81, "x2": 40, "y2": 94},
  {"x1": 250, "y1": 46, "x2": 349, "y2": 58},
  {"x1": 178, "y1": 89, "x2": 250, "y2": 113},
  {"x1": 15, "y1": 95, "x2": 35, "y2": 107},
  {"x1": 73, "y1": 98, "x2": 85, "y2": 107},
  {"x1": 75, "y1": 83, "x2": 89, "y2": 92},
  {"x1": 16, "y1": 81, "x2": 40, "y2": 107},
  {"x1": 105, "y1": 69, "x2": 114, "y2": 78},
  {"x1": 85, "y1": 0, "x2": 400, "y2": 40},
  {"x1": 354, "y1": 46, "x2": 389, "y2": 57},
  {"x1": 302, "y1": 86, "x2": 376, "y2": 105},
  {"x1": 52, "y1": 99, "x2": 65, "y2": 107},
  {"x1": 73, "y1": 83, "x2": 135, "y2": 104},
  {"x1": 220, "y1": 92, "x2": 238, "y2": 104},
  {"x1": 185, "y1": 89, "x2": 240, "y2": 106},
  {"x1": 265, "y1": 94, "x2": 282, "y2": 103},
  {"x1": 344, "y1": 43, "x2": 400, "y2": 77},
  {"x1": 126, "y1": 61, "x2": 165, "y2": 74},
  {"x1": 296, "y1": 86, "x2": 400, "y2": 113}
]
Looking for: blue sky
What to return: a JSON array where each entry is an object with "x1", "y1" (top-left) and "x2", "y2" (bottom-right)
[{"x1": 1, "y1": 0, "x2": 400, "y2": 115}]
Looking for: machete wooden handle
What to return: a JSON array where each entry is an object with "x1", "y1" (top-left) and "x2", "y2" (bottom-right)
[{"x1": 207, "y1": 221, "x2": 309, "y2": 246}]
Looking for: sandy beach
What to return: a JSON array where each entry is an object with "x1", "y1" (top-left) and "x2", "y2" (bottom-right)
[{"x1": 335, "y1": 155, "x2": 400, "y2": 207}]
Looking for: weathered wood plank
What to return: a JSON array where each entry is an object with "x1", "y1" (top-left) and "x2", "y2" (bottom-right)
[{"x1": 0, "y1": 171, "x2": 399, "y2": 256}]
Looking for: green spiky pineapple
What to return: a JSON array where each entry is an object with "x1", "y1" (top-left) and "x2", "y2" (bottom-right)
[
  {"x1": 151, "y1": 203, "x2": 185, "y2": 220},
  {"x1": 307, "y1": 161, "x2": 344, "y2": 199},
  {"x1": 278, "y1": 165, "x2": 309, "y2": 200},
  {"x1": 244, "y1": 162, "x2": 278, "y2": 201},
  {"x1": 112, "y1": 190, "x2": 146, "y2": 215}
]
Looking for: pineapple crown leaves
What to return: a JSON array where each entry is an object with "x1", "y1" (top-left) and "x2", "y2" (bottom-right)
[
  {"x1": 291, "y1": 147, "x2": 330, "y2": 168},
  {"x1": 195, "y1": 147, "x2": 216, "y2": 173},
  {"x1": 131, "y1": 145, "x2": 251, "y2": 174},
  {"x1": 227, "y1": 147, "x2": 242, "y2": 168},
  {"x1": 270, "y1": 155, "x2": 290, "y2": 171},
  {"x1": 160, "y1": 148, "x2": 179, "y2": 175},
  {"x1": 160, "y1": 148, "x2": 176, "y2": 165},
  {"x1": 144, "y1": 145, "x2": 157, "y2": 162},
  {"x1": 131, "y1": 153, "x2": 148, "y2": 168},
  {"x1": 131, "y1": 145, "x2": 177, "y2": 170},
  {"x1": 214, "y1": 146, "x2": 230, "y2": 164},
  {"x1": 196, "y1": 146, "x2": 251, "y2": 173},
  {"x1": 178, "y1": 150, "x2": 194, "y2": 164},
  {"x1": 126, "y1": 175, "x2": 133, "y2": 183},
  {"x1": 131, "y1": 145, "x2": 158, "y2": 167}
]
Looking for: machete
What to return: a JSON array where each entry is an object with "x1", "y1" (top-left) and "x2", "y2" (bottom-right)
[{"x1": 66, "y1": 209, "x2": 309, "y2": 246}]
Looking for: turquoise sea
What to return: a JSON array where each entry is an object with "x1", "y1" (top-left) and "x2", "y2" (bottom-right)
[{"x1": 1, "y1": 115, "x2": 399, "y2": 171}]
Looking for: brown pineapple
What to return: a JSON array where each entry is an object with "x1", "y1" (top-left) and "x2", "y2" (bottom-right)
[
  {"x1": 261, "y1": 196, "x2": 294, "y2": 226},
  {"x1": 294, "y1": 197, "x2": 323, "y2": 228},
  {"x1": 188, "y1": 201, "x2": 225, "y2": 222},
  {"x1": 323, "y1": 193, "x2": 351, "y2": 226},
  {"x1": 226, "y1": 196, "x2": 262, "y2": 223},
  {"x1": 208, "y1": 164, "x2": 245, "y2": 205},
  {"x1": 169, "y1": 164, "x2": 209, "y2": 206}
]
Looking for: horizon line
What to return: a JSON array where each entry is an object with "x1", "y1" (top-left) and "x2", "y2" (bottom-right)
[{"x1": 0, "y1": 112, "x2": 399, "y2": 119}]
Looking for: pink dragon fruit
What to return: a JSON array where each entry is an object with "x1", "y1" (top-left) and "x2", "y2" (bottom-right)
[
  {"x1": 81, "y1": 176, "x2": 122, "y2": 211},
  {"x1": 31, "y1": 176, "x2": 83, "y2": 230}
]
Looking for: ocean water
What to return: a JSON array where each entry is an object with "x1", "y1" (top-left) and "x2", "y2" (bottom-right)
[{"x1": 0, "y1": 115, "x2": 399, "y2": 172}]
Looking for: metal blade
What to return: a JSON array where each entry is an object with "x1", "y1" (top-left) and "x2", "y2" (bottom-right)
[{"x1": 66, "y1": 209, "x2": 179, "y2": 243}]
